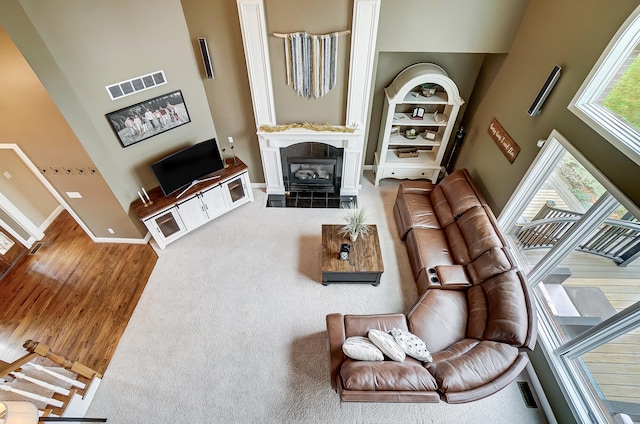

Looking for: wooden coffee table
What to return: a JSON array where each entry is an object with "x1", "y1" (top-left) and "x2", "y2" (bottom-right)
[{"x1": 321, "y1": 224, "x2": 384, "y2": 286}]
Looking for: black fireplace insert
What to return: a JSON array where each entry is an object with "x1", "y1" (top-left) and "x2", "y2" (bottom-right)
[{"x1": 287, "y1": 157, "x2": 337, "y2": 193}]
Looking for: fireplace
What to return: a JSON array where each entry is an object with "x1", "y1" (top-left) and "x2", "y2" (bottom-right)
[
  {"x1": 281, "y1": 142, "x2": 342, "y2": 193},
  {"x1": 272, "y1": 142, "x2": 344, "y2": 208},
  {"x1": 257, "y1": 127, "x2": 364, "y2": 208},
  {"x1": 287, "y1": 157, "x2": 337, "y2": 193}
]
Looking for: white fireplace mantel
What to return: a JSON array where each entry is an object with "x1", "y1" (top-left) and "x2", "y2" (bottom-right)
[
  {"x1": 237, "y1": 0, "x2": 381, "y2": 199},
  {"x1": 257, "y1": 128, "x2": 364, "y2": 197}
]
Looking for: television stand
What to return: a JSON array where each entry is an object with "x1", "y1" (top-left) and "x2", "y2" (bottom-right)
[{"x1": 131, "y1": 158, "x2": 253, "y2": 249}]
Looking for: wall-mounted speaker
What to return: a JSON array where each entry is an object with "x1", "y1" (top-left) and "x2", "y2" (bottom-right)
[
  {"x1": 528, "y1": 65, "x2": 561, "y2": 116},
  {"x1": 198, "y1": 37, "x2": 214, "y2": 80}
]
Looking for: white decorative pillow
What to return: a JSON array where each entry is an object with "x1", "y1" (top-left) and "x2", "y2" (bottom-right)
[
  {"x1": 367, "y1": 329, "x2": 406, "y2": 362},
  {"x1": 390, "y1": 328, "x2": 432, "y2": 362},
  {"x1": 342, "y1": 336, "x2": 384, "y2": 361}
]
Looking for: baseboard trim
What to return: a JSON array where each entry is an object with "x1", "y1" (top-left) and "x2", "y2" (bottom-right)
[
  {"x1": 526, "y1": 361, "x2": 558, "y2": 424},
  {"x1": 92, "y1": 233, "x2": 151, "y2": 245},
  {"x1": 39, "y1": 205, "x2": 65, "y2": 234}
]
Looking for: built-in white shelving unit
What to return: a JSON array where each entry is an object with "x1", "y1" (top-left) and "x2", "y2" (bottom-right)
[{"x1": 374, "y1": 63, "x2": 464, "y2": 185}]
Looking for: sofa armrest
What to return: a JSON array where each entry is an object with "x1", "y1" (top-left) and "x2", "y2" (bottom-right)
[
  {"x1": 431, "y1": 265, "x2": 471, "y2": 290},
  {"x1": 326, "y1": 313, "x2": 346, "y2": 391},
  {"x1": 399, "y1": 180, "x2": 435, "y2": 195}
]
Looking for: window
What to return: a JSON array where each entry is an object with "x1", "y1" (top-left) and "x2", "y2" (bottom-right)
[
  {"x1": 499, "y1": 130, "x2": 640, "y2": 424},
  {"x1": 569, "y1": 6, "x2": 640, "y2": 166}
]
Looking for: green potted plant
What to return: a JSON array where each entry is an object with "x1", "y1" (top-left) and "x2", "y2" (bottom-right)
[{"x1": 338, "y1": 202, "x2": 370, "y2": 242}]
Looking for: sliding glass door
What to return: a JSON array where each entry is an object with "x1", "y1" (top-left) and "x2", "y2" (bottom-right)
[{"x1": 499, "y1": 130, "x2": 640, "y2": 423}]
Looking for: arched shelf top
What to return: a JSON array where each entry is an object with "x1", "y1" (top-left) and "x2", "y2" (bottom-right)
[{"x1": 386, "y1": 63, "x2": 465, "y2": 106}]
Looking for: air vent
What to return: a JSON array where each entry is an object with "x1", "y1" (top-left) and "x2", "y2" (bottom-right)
[
  {"x1": 28, "y1": 241, "x2": 44, "y2": 256},
  {"x1": 517, "y1": 381, "x2": 538, "y2": 408},
  {"x1": 106, "y1": 70, "x2": 167, "y2": 100}
]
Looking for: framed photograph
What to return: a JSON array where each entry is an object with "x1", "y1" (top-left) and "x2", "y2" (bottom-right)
[{"x1": 106, "y1": 89, "x2": 191, "y2": 147}]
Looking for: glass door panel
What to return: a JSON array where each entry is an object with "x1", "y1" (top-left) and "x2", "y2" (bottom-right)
[
  {"x1": 499, "y1": 131, "x2": 640, "y2": 423},
  {"x1": 571, "y1": 327, "x2": 640, "y2": 423},
  {"x1": 509, "y1": 149, "x2": 606, "y2": 273},
  {"x1": 539, "y1": 205, "x2": 640, "y2": 344},
  {"x1": 154, "y1": 210, "x2": 182, "y2": 238},
  {"x1": 226, "y1": 176, "x2": 246, "y2": 203}
]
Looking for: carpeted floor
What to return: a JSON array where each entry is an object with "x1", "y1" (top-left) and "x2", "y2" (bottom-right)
[{"x1": 87, "y1": 172, "x2": 549, "y2": 423}]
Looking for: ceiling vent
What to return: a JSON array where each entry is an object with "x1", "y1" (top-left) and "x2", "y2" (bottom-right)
[{"x1": 105, "y1": 70, "x2": 167, "y2": 100}]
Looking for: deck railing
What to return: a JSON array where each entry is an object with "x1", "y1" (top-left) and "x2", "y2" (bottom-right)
[{"x1": 516, "y1": 201, "x2": 640, "y2": 266}]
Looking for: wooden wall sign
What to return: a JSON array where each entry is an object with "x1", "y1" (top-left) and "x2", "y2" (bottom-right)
[{"x1": 488, "y1": 118, "x2": 520, "y2": 163}]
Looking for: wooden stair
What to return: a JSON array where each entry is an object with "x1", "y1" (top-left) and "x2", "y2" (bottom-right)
[{"x1": 0, "y1": 340, "x2": 102, "y2": 418}]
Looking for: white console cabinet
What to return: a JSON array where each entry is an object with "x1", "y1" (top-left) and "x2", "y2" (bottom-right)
[
  {"x1": 375, "y1": 63, "x2": 464, "y2": 185},
  {"x1": 177, "y1": 185, "x2": 227, "y2": 231},
  {"x1": 132, "y1": 159, "x2": 253, "y2": 249}
]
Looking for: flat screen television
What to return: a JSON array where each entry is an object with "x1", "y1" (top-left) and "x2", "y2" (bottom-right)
[{"x1": 151, "y1": 138, "x2": 225, "y2": 196}]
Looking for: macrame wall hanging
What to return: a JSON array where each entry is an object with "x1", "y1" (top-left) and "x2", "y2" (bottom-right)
[{"x1": 274, "y1": 30, "x2": 350, "y2": 99}]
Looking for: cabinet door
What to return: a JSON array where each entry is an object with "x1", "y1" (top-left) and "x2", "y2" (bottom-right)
[
  {"x1": 222, "y1": 174, "x2": 251, "y2": 208},
  {"x1": 176, "y1": 196, "x2": 208, "y2": 231},
  {"x1": 143, "y1": 208, "x2": 187, "y2": 248},
  {"x1": 200, "y1": 185, "x2": 226, "y2": 220}
]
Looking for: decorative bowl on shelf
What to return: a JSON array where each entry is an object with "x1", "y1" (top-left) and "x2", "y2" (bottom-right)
[
  {"x1": 421, "y1": 87, "x2": 436, "y2": 97},
  {"x1": 404, "y1": 128, "x2": 418, "y2": 139}
]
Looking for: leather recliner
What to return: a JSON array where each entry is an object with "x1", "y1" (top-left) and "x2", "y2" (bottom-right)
[{"x1": 326, "y1": 169, "x2": 536, "y2": 403}]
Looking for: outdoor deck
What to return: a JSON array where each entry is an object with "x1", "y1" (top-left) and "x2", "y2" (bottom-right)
[
  {"x1": 522, "y1": 249, "x2": 640, "y2": 409},
  {"x1": 515, "y1": 173, "x2": 640, "y2": 414}
]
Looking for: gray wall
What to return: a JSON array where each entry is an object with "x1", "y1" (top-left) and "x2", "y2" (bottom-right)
[
  {"x1": 265, "y1": 0, "x2": 352, "y2": 126},
  {"x1": 0, "y1": 149, "x2": 58, "y2": 228},
  {"x1": 455, "y1": 1, "x2": 640, "y2": 420},
  {"x1": 1, "y1": 0, "x2": 216, "y2": 239},
  {"x1": 0, "y1": 0, "x2": 532, "y2": 240},
  {"x1": 456, "y1": 0, "x2": 640, "y2": 214}
]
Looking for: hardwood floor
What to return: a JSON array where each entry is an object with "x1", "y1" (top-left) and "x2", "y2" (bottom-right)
[{"x1": 0, "y1": 210, "x2": 157, "y2": 375}]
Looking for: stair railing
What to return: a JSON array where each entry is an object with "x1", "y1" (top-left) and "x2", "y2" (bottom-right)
[{"x1": 0, "y1": 340, "x2": 102, "y2": 417}]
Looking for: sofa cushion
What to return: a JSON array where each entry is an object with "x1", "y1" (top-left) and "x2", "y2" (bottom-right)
[
  {"x1": 466, "y1": 247, "x2": 513, "y2": 285},
  {"x1": 430, "y1": 185, "x2": 456, "y2": 227},
  {"x1": 427, "y1": 339, "x2": 519, "y2": 393},
  {"x1": 405, "y1": 228, "x2": 454, "y2": 280},
  {"x1": 444, "y1": 223, "x2": 472, "y2": 265},
  {"x1": 368, "y1": 329, "x2": 406, "y2": 362},
  {"x1": 407, "y1": 289, "x2": 468, "y2": 354},
  {"x1": 395, "y1": 191, "x2": 440, "y2": 233},
  {"x1": 342, "y1": 336, "x2": 384, "y2": 361},
  {"x1": 433, "y1": 170, "x2": 484, "y2": 221},
  {"x1": 482, "y1": 270, "x2": 529, "y2": 346},
  {"x1": 340, "y1": 358, "x2": 438, "y2": 391},
  {"x1": 467, "y1": 285, "x2": 489, "y2": 340},
  {"x1": 452, "y1": 206, "x2": 503, "y2": 262}
]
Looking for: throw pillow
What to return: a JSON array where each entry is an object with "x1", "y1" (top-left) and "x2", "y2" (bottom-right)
[
  {"x1": 342, "y1": 336, "x2": 384, "y2": 361},
  {"x1": 390, "y1": 328, "x2": 433, "y2": 362},
  {"x1": 367, "y1": 329, "x2": 406, "y2": 362}
]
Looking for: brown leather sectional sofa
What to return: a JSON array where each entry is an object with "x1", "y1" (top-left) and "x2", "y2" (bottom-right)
[{"x1": 326, "y1": 169, "x2": 536, "y2": 403}]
